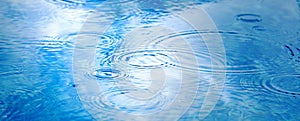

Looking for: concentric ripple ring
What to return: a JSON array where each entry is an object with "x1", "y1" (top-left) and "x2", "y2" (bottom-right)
[{"x1": 73, "y1": 2, "x2": 226, "y2": 120}]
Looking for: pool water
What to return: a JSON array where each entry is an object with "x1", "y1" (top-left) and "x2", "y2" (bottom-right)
[{"x1": 0, "y1": 0, "x2": 299, "y2": 121}]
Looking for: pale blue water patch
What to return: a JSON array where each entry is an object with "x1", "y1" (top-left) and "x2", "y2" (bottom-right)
[{"x1": 0, "y1": 0, "x2": 300, "y2": 121}]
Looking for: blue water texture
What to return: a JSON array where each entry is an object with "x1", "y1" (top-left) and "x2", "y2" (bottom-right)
[{"x1": 0, "y1": 0, "x2": 300, "y2": 121}]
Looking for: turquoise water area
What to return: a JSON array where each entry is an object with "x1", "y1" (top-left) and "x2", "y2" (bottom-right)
[{"x1": 0, "y1": 0, "x2": 299, "y2": 120}]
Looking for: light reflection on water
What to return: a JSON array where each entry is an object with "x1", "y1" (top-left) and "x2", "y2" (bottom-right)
[{"x1": 0, "y1": 0, "x2": 299, "y2": 120}]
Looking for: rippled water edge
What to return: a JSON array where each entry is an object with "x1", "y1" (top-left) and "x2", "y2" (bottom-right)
[{"x1": 0, "y1": 0, "x2": 299, "y2": 120}]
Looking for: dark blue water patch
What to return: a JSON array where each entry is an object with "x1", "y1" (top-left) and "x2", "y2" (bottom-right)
[
  {"x1": 0, "y1": 100, "x2": 4, "y2": 105},
  {"x1": 236, "y1": 14, "x2": 262, "y2": 23}
]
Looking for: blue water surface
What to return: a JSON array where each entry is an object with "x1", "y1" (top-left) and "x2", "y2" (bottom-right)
[{"x1": 0, "y1": 0, "x2": 300, "y2": 121}]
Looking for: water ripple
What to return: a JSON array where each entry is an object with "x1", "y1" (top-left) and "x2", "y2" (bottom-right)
[
  {"x1": 252, "y1": 26, "x2": 266, "y2": 31},
  {"x1": 96, "y1": 34, "x2": 121, "y2": 49},
  {"x1": 224, "y1": 65, "x2": 265, "y2": 74},
  {"x1": 45, "y1": 0, "x2": 104, "y2": 9},
  {"x1": 262, "y1": 75, "x2": 300, "y2": 97},
  {"x1": 45, "y1": 0, "x2": 137, "y2": 9},
  {"x1": 284, "y1": 44, "x2": 300, "y2": 62},
  {"x1": 150, "y1": 30, "x2": 264, "y2": 74},
  {"x1": 0, "y1": 88, "x2": 47, "y2": 120},
  {"x1": 236, "y1": 14, "x2": 262, "y2": 23},
  {"x1": 0, "y1": 65, "x2": 23, "y2": 76},
  {"x1": 112, "y1": 49, "x2": 177, "y2": 69},
  {"x1": 110, "y1": 30, "x2": 265, "y2": 75},
  {"x1": 92, "y1": 68, "x2": 124, "y2": 79},
  {"x1": 81, "y1": 88, "x2": 169, "y2": 115},
  {"x1": 35, "y1": 33, "x2": 76, "y2": 67}
]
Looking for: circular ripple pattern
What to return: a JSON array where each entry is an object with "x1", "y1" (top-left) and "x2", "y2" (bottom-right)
[
  {"x1": 149, "y1": 30, "x2": 268, "y2": 74},
  {"x1": 73, "y1": 4, "x2": 225, "y2": 121},
  {"x1": 262, "y1": 75, "x2": 300, "y2": 96},
  {"x1": 92, "y1": 68, "x2": 125, "y2": 79},
  {"x1": 97, "y1": 34, "x2": 121, "y2": 49},
  {"x1": 112, "y1": 49, "x2": 178, "y2": 69}
]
